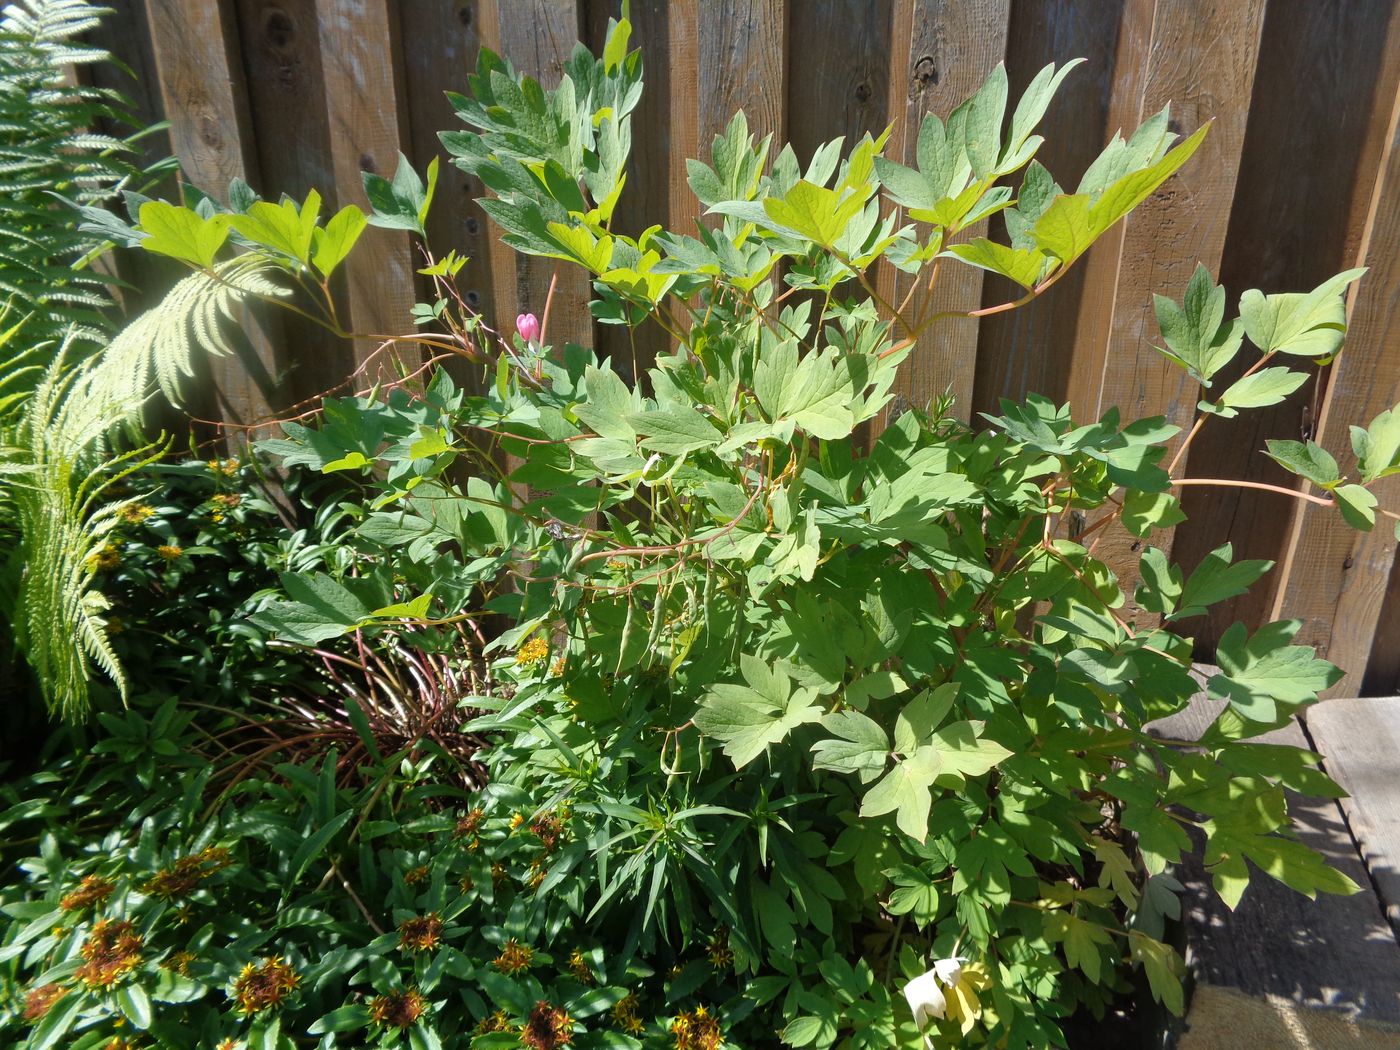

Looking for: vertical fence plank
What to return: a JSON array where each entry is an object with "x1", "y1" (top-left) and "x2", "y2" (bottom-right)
[
  {"x1": 144, "y1": 0, "x2": 284, "y2": 429},
  {"x1": 315, "y1": 0, "x2": 416, "y2": 370},
  {"x1": 397, "y1": 0, "x2": 496, "y2": 381},
  {"x1": 785, "y1": 0, "x2": 893, "y2": 164},
  {"x1": 478, "y1": 0, "x2": 592, "y2": 354},
  {"x1": 82, "y1": 4, "x2": 172, "y2": 323},
  {"x1": 233, "y1": 0, "x2": 355, "y2": 403},
  {"x1": 667, "y1": 0, "x2": 786, "y2": 239},
  {"x1": 970, "y1": 0, "x2": 1127, "y2": 417},
  {"x1": 879, "y1": 0, "x2": 1010, "y2": 423},
  {"x1": 1273, "y1": 74, "x2": 1400, "y2": 697},
  {"x1": 1172, "y1": 0, "x2": 1400, "y2": 657},
  {"x1": 1062, "y1": 0, "x2": 1267, "y2": 623}
]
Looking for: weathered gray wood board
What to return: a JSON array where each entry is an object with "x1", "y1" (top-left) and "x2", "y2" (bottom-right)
[
  {"x1": 1149, "y1": 688, "x2": 1400, "y2": 1031},
  {"x1": 1308, "y1": 698, "x2": 1400, "y2": 936}
]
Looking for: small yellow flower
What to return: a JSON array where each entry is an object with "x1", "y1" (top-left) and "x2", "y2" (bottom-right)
[
  {"x1": 517, "y1": 636, "x2": 550, "y2": 666},
  {"x1": 156, "y1": 544, "x2": 184, "y2": 561},
  {"x1": 565, "y1": 948, "x2": 594, "y2": 985},
  {"x1": 671, "y1": 1005, "x2": 723, "y2": 1050},
  {"x1": 162, "y1": 950, "x2": 197, "y2": 976},
  {"x1": 475, "y1": 1009, "x2": 513, "y2": 1034},
  {"x1": 455, "y1": 808, "x2": 485, "y2": 838},
  {"x1": 211, "y1": 492, "x2": 242, "y2": 509},
  {"x1": 521, "y1": 1000, "x2": 575, "y2": 1049},
  {"x1": 118, "y1": 503, "x2": 155, "y2": 525},
  {"x1": 612, "y1": 992, "x2": 644, "y2": 1035},
  {"x1": 86, "y1": 543, "x2": 121, "y2": 572},
  {"x1": 706, "y1": 928, "x2": 734, "y2": 972},
  {"x1": 144, "y1": 847, "x2": 233, "y2": 899},
  {"x1": 207, "y1": 458, "x2": 240, "y2": 476}
]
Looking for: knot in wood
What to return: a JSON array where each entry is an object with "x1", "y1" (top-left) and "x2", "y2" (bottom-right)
[
  {"x1": 263, "y1": 8, "x2": 294, "y2": 50},
  {"x1": 912, "y1": 56, "x2": 939, "y2": 90}
]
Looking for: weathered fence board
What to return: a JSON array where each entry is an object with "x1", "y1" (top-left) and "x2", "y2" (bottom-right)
[
  {"x1": 879, "y1": 0, "x2": 1009, "y2": 423},
  {"x1": 1174, "y1": 0, "x2": 1400, "y2": 658},
  {"x1": 1274, "y1": 69, "x2": 1400, "y2": 697},
  {"x1": 143, "y1": 0, "x2": 285, "y2": 427},
  {"x1": 92, "y1": 0, "x2": 1400, "y2": 692},
  {"x1": 1069, "y1": 0, "x2": 1268, "y2": 622}
]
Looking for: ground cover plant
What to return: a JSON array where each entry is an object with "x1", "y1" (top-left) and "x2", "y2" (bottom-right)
[{"x1": 7, "y1": 4, "x2": 1400, "y2": 1050}]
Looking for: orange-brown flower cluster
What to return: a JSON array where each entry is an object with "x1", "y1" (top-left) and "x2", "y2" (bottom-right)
[
  {"x1": 211, "y1": 492, "x2": 242, "y2": 509},
  {"x1": 671, "y1": 1006, "x2": 723, "y2": 1050},
  {"x1": 23, "y1": 983, "x2": 66, "y2": 1021},
  {"x1": 565, "y1": 948, "x2": 593, "y2": 985},
  {"x1": 397, "y1": 914, "x2": 443, "y2": 953},
  {"x1": 117, "y1": 503, "x2": 155, "y2": 525},
  {"x1": 474, "y1": 1009, "x2": 513, "y2": 1034},
  {"x1": 403, "y1": 864, "x2": 430, "y2": 886},
  {"x1": 60, "y1": 875, "x2": 115, "y2": 912},
  {"x1": 531, "y1": 813, "x2": 565, "y2": 852},
  {"x1": 516, "y1": 636, "x2": 550, "y2": 666},
  {"x1": 369, "y1": 987, "x2": 428, "y2": 1028},
  {"x1": 492, "y1": 937, "x2": 534, "y2": 975},
  {"x1": 612, "y1": 992, "x2": 645, "y2": 1035},
  {"x1": 521, "y1": 1000, "x2": 574, "y2": 1050},
  {"x1": 75, "y1": 919, "x2": 143, "y2": 989},
  {"x1": 143, "y1": 847, "x2": 233, "y2": 900},
  {"x1": 232, "y1": 956, "x2": 300, "y2": 1014},
  {"x1": 455, "y1": 808, "x2": 485, "y2": 838}
]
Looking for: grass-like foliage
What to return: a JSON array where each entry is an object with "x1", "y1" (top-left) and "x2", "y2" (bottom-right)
[{"x1": 6, "y1": 7, "x2": 1397, "y2": 1049}]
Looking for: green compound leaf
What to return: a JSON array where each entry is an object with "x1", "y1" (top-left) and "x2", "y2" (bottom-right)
[
  {"x1": 139, "y1": 200, "x2": 230, "y2": 267},
  {"x1": 695, "y1": 654, "x2": 823, "y2": 768},
  {"x1": 1264, "y1": 439, "x2": 1341, "y2": 489}
]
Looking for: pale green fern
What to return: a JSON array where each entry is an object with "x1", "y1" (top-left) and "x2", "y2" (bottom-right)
[{"x1": 0, "y1": 1, "x2": 285, "y2": 720}]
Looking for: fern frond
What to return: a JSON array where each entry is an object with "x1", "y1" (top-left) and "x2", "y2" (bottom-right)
[{"x1": 83, "y1": 255, "x2": 287, "y2": 418}]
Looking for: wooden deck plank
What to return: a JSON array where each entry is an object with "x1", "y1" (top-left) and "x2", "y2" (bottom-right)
[
  {"x1": 1148, "y1": 684, "x2": 1400, "y2": 1027},
  {"x1": 1307, "y1": 698, "x2": 1400, "y2": 936}
]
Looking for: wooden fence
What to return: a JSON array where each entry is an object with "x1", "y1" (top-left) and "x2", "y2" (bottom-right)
[{"x1": 90, "y1": 0, "x2": 1400, "y2": 697}]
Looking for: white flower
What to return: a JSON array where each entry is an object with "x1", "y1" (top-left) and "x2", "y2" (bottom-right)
[{"x1": 903, "y1": 957, "x2": 964, "y2": 1027}]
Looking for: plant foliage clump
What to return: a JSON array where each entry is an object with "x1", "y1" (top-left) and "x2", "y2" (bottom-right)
[{"x1": 7, "y1": 8, "x2": 1399, "y2": 1050}]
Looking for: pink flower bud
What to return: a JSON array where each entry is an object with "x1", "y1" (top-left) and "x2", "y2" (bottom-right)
[{"x1": 516, "y1": 312, "x2": 540, "y2": 345}]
